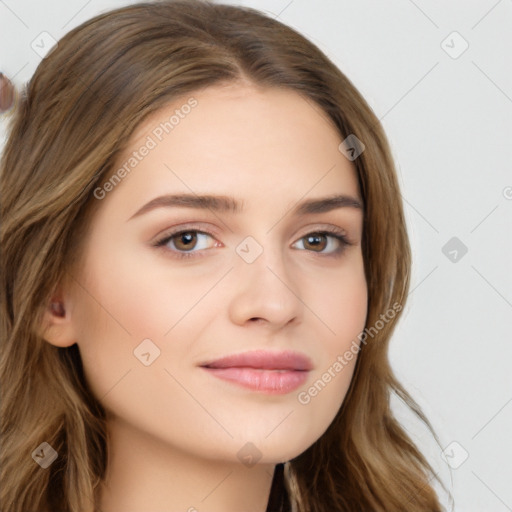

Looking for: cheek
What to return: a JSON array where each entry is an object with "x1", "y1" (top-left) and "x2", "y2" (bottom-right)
[
  {"x1": 70, "y1": 246, "x2": 229, "y2": 402},
  {"x1": 77, "y1": 250, "x2": 216, "y2": 339},
  {"x1": 68, "y1": 251, "x2": 165, "y2": 399},
  {"x1": 305, "y1": 255, "x2": 368, "y2": 353},
  {"x1": 293, "y1": 257, "x2": 367, "y2": 423},
  {"x1": 325, "y1": 267, "x2": 367, "y2": 382},
  {"x1": 100, "y1": 240, "x2": 235, "y2": 337},
  {"x1": 323, "y1": 277, "x2": 367, "y2": 343}
]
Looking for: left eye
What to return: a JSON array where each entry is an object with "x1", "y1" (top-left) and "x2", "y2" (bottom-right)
[{"x1": 291, "y1": 232, "x2": 346, "y2": 254}]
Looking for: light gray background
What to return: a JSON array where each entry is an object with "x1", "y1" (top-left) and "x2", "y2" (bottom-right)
[{"x1": 1, "y1": 1, "x2": 511, "y2": 510}]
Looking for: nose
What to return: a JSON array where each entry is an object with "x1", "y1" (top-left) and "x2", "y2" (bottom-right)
[{"x1": 227, "y1": 239, "x2": 303, "y2": 330}]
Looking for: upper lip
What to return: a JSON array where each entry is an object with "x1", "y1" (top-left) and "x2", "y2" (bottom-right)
[{"x1": 199, "y1": 349, "x2": 313, "y2": 371}]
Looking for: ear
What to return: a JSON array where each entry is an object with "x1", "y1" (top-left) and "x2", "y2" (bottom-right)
[{"x1": 39, "y1": 288, "x2": 77, "y2": 347}]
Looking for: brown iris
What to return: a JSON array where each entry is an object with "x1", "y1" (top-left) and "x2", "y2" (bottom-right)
[
  {"x1": 173, "y1": 231, "x2": 198, "y2": 251},
  {"x1": 303, "y1": 233, "x2": 327, "y2": 252}
]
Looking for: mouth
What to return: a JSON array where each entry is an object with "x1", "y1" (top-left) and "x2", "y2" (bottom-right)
[{"x1": 199, "y1": 350, "x2": 312, "y2": 394}]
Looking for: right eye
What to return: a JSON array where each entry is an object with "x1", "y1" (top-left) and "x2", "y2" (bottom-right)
[{"x1": 153, "y1": 229, "x2": 221, "y2": 259}]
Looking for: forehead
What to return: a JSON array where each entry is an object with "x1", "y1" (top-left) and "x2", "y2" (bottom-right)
[
  {"x1": 129, "y1": 82, "x2": 342, "y2": 153},
  {"x1": 101, "y1": 83, "x2": 360, "y2": 215}
]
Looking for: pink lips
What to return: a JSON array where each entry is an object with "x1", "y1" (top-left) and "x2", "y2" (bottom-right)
[{"x1": 199, "y1": 350, "x2": 312, "y2": 394}]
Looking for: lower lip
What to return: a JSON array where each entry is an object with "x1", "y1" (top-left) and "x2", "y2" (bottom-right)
[{"x1": 201, "y1": 367, "x2": 309, "y2": 394}]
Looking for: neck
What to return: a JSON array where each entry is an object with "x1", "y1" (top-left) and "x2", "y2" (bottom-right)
[{"x1": 97, "y1": 414, "x2": 276, "y2": 512}]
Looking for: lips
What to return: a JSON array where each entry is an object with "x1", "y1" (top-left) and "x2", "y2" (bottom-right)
[
  {"x1": 199, "y1": 350, "x2": 312, "y2": 394},
  {"x1": 199, "y1": 349, "x2": 313, "y2": 371}
]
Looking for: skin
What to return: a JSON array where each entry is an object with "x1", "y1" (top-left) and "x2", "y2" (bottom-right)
[{"x1": 43, "y1": 82, "x2": 367, "y2": 512}]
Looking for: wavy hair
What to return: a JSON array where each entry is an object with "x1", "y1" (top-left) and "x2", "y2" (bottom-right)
[{"x1": 0, "y1": 1, "x2": 447, "y2": 510}]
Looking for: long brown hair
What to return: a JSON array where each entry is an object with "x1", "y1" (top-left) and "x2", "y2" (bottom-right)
[{"x1": 0, "y1": 1, "x2": 447, "y2": 510}]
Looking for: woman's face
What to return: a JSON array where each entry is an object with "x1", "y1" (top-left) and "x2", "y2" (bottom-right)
[{"x1": 64, "y1": 82, "x2": 367, "y2": 464}]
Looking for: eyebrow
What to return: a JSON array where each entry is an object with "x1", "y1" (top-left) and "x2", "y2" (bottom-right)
[{"x1": 127, "y1": 193, "x2": 363, "y2": 221}]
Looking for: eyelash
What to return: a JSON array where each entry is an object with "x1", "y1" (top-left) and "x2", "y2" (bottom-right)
[{"x1": 153, "y1": 226, "x2": 352, "y2": 260}]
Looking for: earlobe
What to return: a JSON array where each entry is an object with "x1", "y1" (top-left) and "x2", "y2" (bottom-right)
[{"x1": 40, "y1": 297, "x2": 77, "y2": 348}]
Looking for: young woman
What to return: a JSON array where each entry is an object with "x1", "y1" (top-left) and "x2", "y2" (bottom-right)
[{"x1": 0, "y1": 1, "x2": 447, "y2": 511}]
